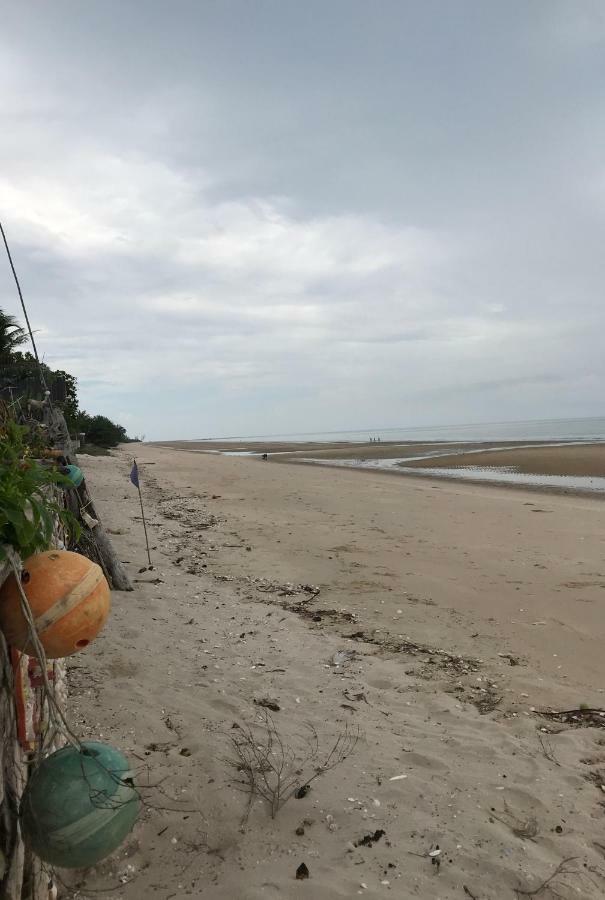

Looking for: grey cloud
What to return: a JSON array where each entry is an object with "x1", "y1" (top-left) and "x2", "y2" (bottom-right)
[{"x1": 0, "y1": 2, "x2": 603, "y2": 439}]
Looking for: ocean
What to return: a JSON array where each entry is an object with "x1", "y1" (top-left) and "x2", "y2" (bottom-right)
[{"x1": 200, "y1": 416, "x2": 605, "y2": 444}]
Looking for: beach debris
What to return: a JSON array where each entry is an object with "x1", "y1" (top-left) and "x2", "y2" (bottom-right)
[
  {"x1": 255, "y1": 579, "x2": 320, "y2": 599},
  {"x1": 336, "y1": 629, "x2": 480, "y2": 676},
  {"x1": 355, "y1": 829, "x2": 385, "y2": 848},
  {"x1": 408, "y1": 844, "x2": 444, "y2": 869},
  {"x1": 474, "y1": 686, "x2": 503, "y2": 715},
  {"x1": 253, "y1": 697, "x2": 281, "y2": 712},
  {"x1": 514, "y1": 856, "x2": 585, "y2": 898},
  {"x1": 227, "y1": 713, "x2": 358, "y2": 819},
  {"x1": 343, "y1": 689, "x2": 368, "y2": 704},
  {"x1": 81, "y1": 510, "x2": 99, "y2": 529},
  {"x1": 294, "y1": 818, "x2": 314, "y2": 835},
  {"x1": 389, "y1": 774, "x2": 408, "y2": 781},
  {"x1": 498, "y1": 652, "x2": 521, "y2": 666},
  {"x1": 295, "y1": 862, "x2": 310, "y2": 880},
  {"x1": 537, "y1": 733, "x2": 560, "y2": 766},
  {"x1": 144, "y1": 741, "x2": 174, "y2": 754},
  {"x1": 325, "y1": 813, "x2": 338, "y2": 831},
  {"x1": 429, "y1": 846, "x2": 442, "y2": 870},
  {"x1": 492, "y1": 803, "x2": 539, "y2": 841},
  {"x1": 583, "y1": 768, "x2": 605, "y2": 795},
  {"x1": 331, "y1": 649, "x2": 358, "y2": 667},
  {"x1": 539, "y1": 707, "x2": 605, "y2": 729}
]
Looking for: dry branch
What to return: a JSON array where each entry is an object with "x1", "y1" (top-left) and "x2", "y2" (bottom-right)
[
  {"x1": 227, "y1": 712, "x2": 359, "y2": 823},
  {"x1": 515, "y1": 857, "x2": 582, "y2": 898}
]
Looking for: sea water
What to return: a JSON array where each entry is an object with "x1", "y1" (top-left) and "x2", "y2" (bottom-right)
[{"x1": 197, "y1": 416, "x2": 605, "y2": 444}]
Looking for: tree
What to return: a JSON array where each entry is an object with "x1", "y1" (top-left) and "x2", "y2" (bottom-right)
[
  {"x1": 79, "y1": 414, "x2": 128, "y2": 448},
  {"x1": 0, "y1": 307, "x2": 131, "y2": 447},
  {"x1": 0, "y1": 310, "x2": 28, "y2": 359}
]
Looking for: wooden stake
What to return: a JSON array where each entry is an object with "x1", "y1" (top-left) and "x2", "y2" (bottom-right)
[{"x1": 134, "y1": 459, "x2": 152, "y2": 567}]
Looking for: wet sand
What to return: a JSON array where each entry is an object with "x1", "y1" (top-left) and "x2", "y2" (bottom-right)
[
  {"x1": 153, "y1": 439, "x2": 605, "y2": 476},
  {"x1": 398, "y1": 443, "x2": 605, "y2": 476},
  {"x1": 66, "y1": 446, "x2": 605, "y2": 899},
  {"x1": 154, "y1": 439, "x2": 605, "y2": 494}
]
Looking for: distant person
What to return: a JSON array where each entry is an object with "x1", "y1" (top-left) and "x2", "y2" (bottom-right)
[{"x1": 262, "y1": 452, "x2": 268, "y2": 460}]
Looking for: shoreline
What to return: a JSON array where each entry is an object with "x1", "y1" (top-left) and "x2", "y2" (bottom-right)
[{"x1": 149, "y1": 439, "x2": 605, "y2": 498}]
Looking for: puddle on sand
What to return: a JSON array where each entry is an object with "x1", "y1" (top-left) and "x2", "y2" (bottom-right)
[{"x1": 397, "y1": 465, "x2": 605, "y2": 493}]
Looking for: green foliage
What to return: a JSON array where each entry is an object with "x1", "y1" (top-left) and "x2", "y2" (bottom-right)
[
  {"x1": 1, "y1": 307, "x2": 130, "y2": 444},
  {"x1": 76, "y1": 413, "x2": 127, "y2": 448},
  {"x1": 0, "y1": 310, "x2": 28, "y2": 359},
  {"x1": 0, "y1": 421, "x2": 79, "y2": 560}
]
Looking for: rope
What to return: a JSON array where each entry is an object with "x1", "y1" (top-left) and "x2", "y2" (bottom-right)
[{"x1": 0, "y1": 218, "x2": 49, "y2": 394}]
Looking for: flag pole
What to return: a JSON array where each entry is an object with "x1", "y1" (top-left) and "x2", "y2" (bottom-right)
[{"x1": 134, "y1": 458, "x2": 152, "y2": 567}]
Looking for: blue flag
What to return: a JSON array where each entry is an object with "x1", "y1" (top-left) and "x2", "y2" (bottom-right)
[{"x1": 130, "y1": 461, "x2": 139, "y2": 488}]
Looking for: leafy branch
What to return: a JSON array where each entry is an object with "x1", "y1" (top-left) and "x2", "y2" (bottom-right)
[{"x1": 0, "y1": 420, "x2": 79, "y2": 559}]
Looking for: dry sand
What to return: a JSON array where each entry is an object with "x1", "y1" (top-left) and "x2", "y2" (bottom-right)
[{"x1": 63, "y1": 447, "x2": 605, "y2": 899}]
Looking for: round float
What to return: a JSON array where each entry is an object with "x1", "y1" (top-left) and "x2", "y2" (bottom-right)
[
  {"x1": 20, "y1": 741, "x2": 140, "y2": 868},
  {"x1": 0, "y1": 550, "x2": 111, "y2": 658}
]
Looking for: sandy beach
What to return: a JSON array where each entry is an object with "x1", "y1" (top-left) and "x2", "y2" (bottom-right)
[
  {"x1": 64, "y1": 446, "x2": 605, "y2": 899},
  {"x1": 154, "y1": 439, "x2": 605, "y2": 483}
]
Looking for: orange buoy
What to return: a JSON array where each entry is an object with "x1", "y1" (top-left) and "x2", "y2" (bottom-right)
[{"x1": 0, "y1": 550, "x2": 111, "y2": 659}]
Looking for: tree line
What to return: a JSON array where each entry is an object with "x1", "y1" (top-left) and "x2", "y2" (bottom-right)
[{"x1": 0, "y1": 309, "x2": 134, "y2": 448}]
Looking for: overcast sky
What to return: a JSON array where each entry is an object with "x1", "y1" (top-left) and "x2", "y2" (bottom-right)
[{"x1": 1, "y1": 1, "x2": 604, "y2": 439}]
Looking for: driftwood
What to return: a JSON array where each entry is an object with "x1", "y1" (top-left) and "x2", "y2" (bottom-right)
[{"x1": 74, "y1": 478, "x2": 133, "y2": 592}]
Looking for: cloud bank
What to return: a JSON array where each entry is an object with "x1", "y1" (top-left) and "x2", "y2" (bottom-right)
[{"x1": 1, "y1": 1, "x2": 603, "y2": 438}]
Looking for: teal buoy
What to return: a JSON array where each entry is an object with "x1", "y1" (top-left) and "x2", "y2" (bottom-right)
[
  {"x1": 20, "y1": 741, "x2": 139, "y2": 869},
  {"x1": 63, "y1": 464, "x2": 84, "y2": 488}
]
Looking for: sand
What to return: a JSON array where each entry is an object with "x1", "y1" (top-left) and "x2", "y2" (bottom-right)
[
  {"x1": 152, "y1": 439, "x2": 605, "y2": 480},
  {"x1": 398, "y1": 444, "x2": 605, "y2": 477},
  {"x1": 63, "y1": 447, "x2": 605, "y2": 899}
]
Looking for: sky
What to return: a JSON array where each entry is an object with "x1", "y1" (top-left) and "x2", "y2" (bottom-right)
[{"x1": 1, "y1": 1, "x2": 604, "y2": 440}]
